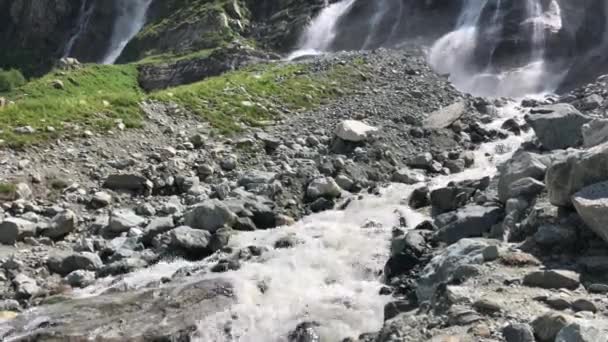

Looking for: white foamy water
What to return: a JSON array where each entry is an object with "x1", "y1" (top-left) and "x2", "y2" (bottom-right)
[
  {"x1": 101, "y1": 0, "x2": 152, "y2": 64},
  {"x1": 73, "y1": 102, "x2": 531, "y2": 341},
  {"x1": 288, "y1": 0, "x2": 356, "y2": 60}
]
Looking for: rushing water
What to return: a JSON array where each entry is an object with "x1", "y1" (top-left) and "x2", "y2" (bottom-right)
[
  {"x1": 62, "y1": 0, "x2": 96, "y2": 58},
  {"x1": 74, "y1": 102, "x2": 531, "y2": 341},
  {"x1": 101, "y1": 0, "x2": 153, "y2": 64}
]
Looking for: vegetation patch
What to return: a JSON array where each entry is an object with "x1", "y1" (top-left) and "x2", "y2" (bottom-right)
[
  {"x1": 0, "y1": 69, "x2": 26, "y2": 93},
  {"x1": 0, "y1": 182, "x2": 16, "y2": 201},
  {"x1": 151, "y1": 60, "x2": 368, "y2": 133},
  {"x1": 0, "y1": 64, "x2": 143, "y2": 146}
]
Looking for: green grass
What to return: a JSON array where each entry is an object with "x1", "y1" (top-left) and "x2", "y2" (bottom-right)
[
  {"x1": 0, "y1": 182, "x2": 16, "y2": 201},
  {"x1": 0, "y1": 64, "x2": 143, "y2": 146},
  {"x1": 151, "y1": 61, "x2": 367, "y2": 133}
]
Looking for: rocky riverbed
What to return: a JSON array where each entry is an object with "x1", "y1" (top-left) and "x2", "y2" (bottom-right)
[{"x1": 1, "y1": 47, "x2": 608, "y2": 341}]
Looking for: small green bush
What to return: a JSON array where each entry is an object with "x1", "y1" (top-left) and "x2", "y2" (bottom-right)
[{"x1": 0, "y1": 68, "x2": 26, "y2": 92}]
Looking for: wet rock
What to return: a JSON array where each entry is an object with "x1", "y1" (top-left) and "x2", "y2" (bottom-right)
[
  {"x1": 506, "y1": 177, "x2": 545, "y2": 200},
  {"x1": 0, "y1": 278, "x2": 235, "y2": 340},
  {"x1": 274, "y1": 234, "x2": 299, "y2": 249},
  {"x1": 0, "y1": 217, "x2": 36, "y2": 245},
  {"x1": 523, "y1": 270, "x2": 580, "y2": 290},
  {"x1": 391, "y1": 168, "x2": 426, "y2": 184},
  {"x1": 234, "y1": 217, "x2": 257, "y2": 231},
  {"x1": 99, "y1": 257, "x2": 149, "y2": 277},
  {"x1": 65, "y1": 270, "x2": 96, "y2": 288},
  {"x1": 183, "y1": 199, "x2": 236, "y2": 233},
  {"x1": 498, "y1": 151, "x2": 547, "y2": 202},
  {"x1": 572, "y1": 181, "x2": 608, "y2": 243},
  {"x1": 41, "y1": 209, "x2": 77, "y2": 239},
  {"x1": 13, "y1": 274, "x2": 40, "y2": 299},
  {"x1": 532, "y1": 312, "x2": 574, "y2": 342},
  {"x1": 555, "y1": 322, "x2": 607, "y2": 342},
  {"x1": 48, "y1": 252, "x2": 103, "y2": 276},
  {"x1": 334, "y1": 120, "x2": 378, "y2": 142},
  {"x1": 434, "y1": 205, "x2": 503, "y2": 244},
  {"x1": 105, "y1": 209, "x2": 146, "y2": 236},
  {"x1": 409, "y1": 186, "x2": 430, "y2": 209},
  {"x1": 502, "y1": 323, "x2": 535, "y2": 342},
  {"x1": 288, "y1": 321, "x2": 321, "y2": 342},
  {"x1": 571, "y1": 298, "x2": 597, "y2": 313},
  {"x1": 167, "y1": 226, "x2": 212, "y2": 257},
  {"x1": 384, "y1": 300, "x2": 417, "y2": 320},
  {"x1": 142, "y1": 217, "x2": 175, "y2": 245},
  {"x1": 209, "y1": 227, "x2": 231, "y2": 252},
  {"x1": 582, "y1": 119, "x2": 608, "y2": 147},
  {"x1": 546, "y1": 141, "x2": 608, "y2": 206},
  {"x1": 407, "y1": 152, "x2": 434, "y2": 170},
  {"x1": 430, "y1": 186, "x2": 475, "y2": 213},
  {"x1": 534, "y1": 224, "x2": 577, "y2": 248},
  {"x1": 307, "y1": 177, "x2": 341, "y2": 199},
  {"x1": 526, "y1": 104, "x2": 591, "y2": 150}
]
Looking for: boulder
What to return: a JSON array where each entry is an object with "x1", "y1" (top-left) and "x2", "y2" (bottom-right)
[
  {"x1": 238, "y1": 171, "x2": 276, "y2": 187},
  {"x1": 183, "y1": 199, "x2": 236, "y2": 233},
  {"x1": 582, "y1": 119, "x2": 608, "y2": 147},
  {"x1": 434, "y1": 205, "x2": 504, "y2": 244},
  {"x1": 334, "y1": 120, "x2": 378, "y2": 142},
  {"x1": 498, "y1": 151, "x2": 547, "y2": 202},
  {"x1": 526, "y1": 104, "x2": 591, "y2": 150},
  {"x1": 103, "y1": 174, "x2": 153, "y2": 193},
  {"x1": 556, "y1": 323, "x2": 608, "y2": 342},
  {"x1": 523, "y1": 270, "x2": 580, "y2": 290},
  {"x1": 142, "y1": 217, "x2": 175, "y2": 245},
  {"x1": 423, "y1": 101, "x2": 466, "y2": 129},
  {"x1": 0, "y1": 218, "x2": 36, "y2": 245},
  {"x1": 546, "y1": 141, "x2": 608, "y2": 206},
  {"x1": 502, "y1": 323, "x2": 535, "y2": 342},
  {"x1": 167, "y1": 226, "x2": 212, "y2": 257},
  {"x1": 48, "y1": 252, "x2": 104, "y2": 276},
  {"x1": 505, "y1": 177, "x2": 545, "y2": 200},
  {"x1": 572, "y1": 181, "x2": 608, "y2": 243},
  {"x1": 430, "y1": 186, "x2": 475, "y2": 213},
  {"x1": 532, "y1": 312, "x2": 574, "y2": 342},
  {"x1": 391, "y1": 168, "x2": 426, "y2": 184},
  {"x1": 306, "y1": 177, "x2": 342, "y2": 199},
  {"x1": 65, "y1": 270, "x2": 96, "y2": 288},
  {"x1": 13, "y1": 274, "x2": 40, "y2": 299},
  {"x1": 41, "y1": 209, "x2": 77, "y2": 239},
  {"x1": 91, "y1": 191, "x2": 112, "y2": 208},
  {"x1": 105, "y1": 210, "x2": 146, "y2": 236}
]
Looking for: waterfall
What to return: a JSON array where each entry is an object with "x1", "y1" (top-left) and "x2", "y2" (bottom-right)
[
  {"x1": 62, "y1": 0, "x2": 96, "y2": 58},
  {"x1": 361, "y1": 0, "x2": 392, "y2": 49},
  {"x1": 101, "y1": 0, "x2": 153, "y2": 64},
  {"x1": 288, "y1": 0, "x2": 356, "y2": 59}
]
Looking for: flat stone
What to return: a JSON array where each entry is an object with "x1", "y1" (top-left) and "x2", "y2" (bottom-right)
[
  {"x1": 334, "y1": 120, "x2": 378, "y2": 142},
  {"x1": 0, "y1": 217, "x2": 36, "y2": 245},
  {"x1": 423, "y1": 101, "x2": 466, "y2": 129},
  {"x1": 572, "y1": 181, "x2": 608, "y2": 243},
  {"x1": 523, "y1": 270, "x2": 580, "y2": 290},
  {"x1": 532, "y1": 312, "x2": 574, "y2": 342},
  {"x1": 526, "y1": 103, "x2": 591, "y2": 150}
]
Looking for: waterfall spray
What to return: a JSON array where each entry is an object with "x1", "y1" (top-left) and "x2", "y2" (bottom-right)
[
  {"x1": 63, "y1": 0, "x2": 96, "y2": 58},
  {"x1": 101, "y1": 0, "x2": 153, "y2": 64}
]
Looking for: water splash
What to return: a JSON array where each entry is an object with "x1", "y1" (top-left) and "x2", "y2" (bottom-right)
[
  {"x1": 288, "y1": 0, "x2": 356, "y2": 59},
  {"x1": 62, "y1": 0, "x2": 96, "y2": 58},
  {"x1": 101, "y1": 0, "x2": 152, "y2": 64}
]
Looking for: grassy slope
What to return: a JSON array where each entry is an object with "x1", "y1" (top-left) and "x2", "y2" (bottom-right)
[{"x1": 0, "y1": 59, "x2": 367, "y2": 146}]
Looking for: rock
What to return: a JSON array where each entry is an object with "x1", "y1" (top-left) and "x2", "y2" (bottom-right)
[
  {"x1": 49, "y1": 252, "x2": 103, "y2": 276},
  {"x1": 384, "y1": 300, "x2": 417, "y2": 320},
  {"x1": 526, "y1": 104, "x2": 591, "y2": 150},
  {"x1": 434, "y1": 205, "x2": 504, "y2": 244},
  {"x1": 546, "y1": 141, "x2": 608, "y2": 206},
  {"x1": 41, "y1": 209, "x2": 77, "y2": 239},
  {"x1": 572, "y1": 181, "x2": 608, "y2": 243},
  {"x1": 416, "y1": 239, "x2": 489, "y2": 302},
  {"x1": 13, "y1": 274, "x2": 40, "y2": 299},
  {"x1": 256, "y1": 132, "x2": 281, "y2": 151},
  {"x1": 91, "y1": 191, "x2": 112, "y2": 208},
  {"x1": 532, "y1": 312, "x2": 574, "y2": 342},
  {"x1": 288, "y1": 321, "x2": 321, "y2": 342},
  {"x1": 582, "y1": 119, "x2": 608, "y2": 147},
  {"x1": 0, "y1": 217, "x2": 36, "y2": 245},
  {"x1": 334, "y1": 174, "x2": 354, "y2": 191},
  {"x1": 409, "y1": 186, "x2": 430, "y2": 209},
  {"x1": 534, "y1": 224, "x2": 577, "y2": 247},
  {"x1": 183, "y1": 199, "x2": 236, "y2": 233},
  {"x1": 1, "y1": 278, "x2": 235, "y2": 341},
  {"x1": 209, "y1": 227, "x2": 231, "y2": 252},
  {"x1": 571, "y1": 298, "x2": 597, "y2": 313},
  {"x1": 391, "y1": 168, "x2": 426, "y2": 184},
  {"x1": 523, "y1": 270, "x2": 580, "y2": 290},
  {"x1": 51, "y1": 79, "x2": 64, "y2": 89},
  {"x1": 234, "y1": 217, "x2": 257, "y2": 231},
  {"x1": 482, "y1": 245, "x2": 500, "y2": 261},
  {"x1": 472, "y1": 298, "x2": 502, "y2": 314},
  {"x1": 274, "y1": 234, "x2": 299, "y2": 249},
  {"x1": 576, "y1": 93, "x2": 604, "y2": 111},
  {"x1": 588, "y1": 283, "x2": 608, "y2": 293},
  {"x1": 220, "y1": 155, "x2": 238, "y2": 170},
  {"x1": 542, "y1": 296, "x2": 571, "y2": 311},
  {"x1": 142, "y1": 216, "x2": 175, "y2": 245},
  {"x1": 334, "y1": 120, "x2": 378, "y2": 142},
  {"x1": 555, "y1": 322, "x2": 607, "y2": 342},
  {"x1": 423, "y1": 101, "x2": 466, "y2": 129},
  {"x1": 238, "y1": 170, "x2": 276, "y2": 187},
  {"x1": 14, "y1": 182, "x2": 32, "y2": 200},
  {"x1": 103, "y1": 174, "x2": 152, "y2": 194},
  {"x1": 306, "y1": 177, "x2": 342, "y2": 199},
  {"x1": 105, "y1": 210, "x2": 146, "y2": 236},
  {"x1": 430, "y1": 186, "x2": 475, "y2": 213},
  {"x1": 407, "y1": 152, "x2": 433, "y2": 170},
  {"x1": 502, "y1": 323, "x2": 535, "y2": 342},
  {"x1": 167, "y1": 226, "x2": 212, "y2": 258},
  {"x1": 498, "y1": 151, "x2": 547, "y2": 202},
  {"x1": 65, "y1": 270, "x2": 96, "y2": 288},
  {"x1": 506, "y1": 177, "x2": 545, "y2": 200}
]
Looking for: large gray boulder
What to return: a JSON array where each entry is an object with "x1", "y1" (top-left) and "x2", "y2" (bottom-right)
[
  {"x1": 556, "y1": 322, "x2": 608, "y2": 342},
  {"x1": 423, "y1": 101, "x2": 466, "y2": 129},
  {"x1": 498, "y1": 151, "x2": 547, "y2": 202},
  {"x1": 48, "y1": 252, "x2": 104, "y2": 276},
  {"x1": 416, "y1": 239, "x2": 490, "y2": 302},
  {"x1": 306, "y1": 177, "x2": 342, "y2": 199},
  {"x1": 526, "y1": 104, "x2": 591, "y2": 150},
  {"x1": 105, "y1": 209, "x2": 146, "y2": 236},
  {"x1": 103, "y1": 174, "x2": 153, "y2": 193},
  {"x1": 582, "y1": 119, "x2": 608, "y2": 148},
  {"x1": 183, "y1": 199, "x2": 236, "y2": 233},
  {"x1": 523, "y1": 270, "x2": 580, "y2": 290},
  {"x1": 546, "y1": 141, "x2": 608, "y2": 206},
  {"x1": 41, "y1": 209, "x2": 77, "y2": 239},
  {"x1": 533, "y1": 312, "x2": 574, "y2": 342},
  {"x1": 167, "y1": 226, "x2": 212, "y2": 257},
  {"x1": 334, "y1": 120, "x2": 378, "y2": 142},
  {"x1": 572, "y1": 181, "x2": 608, "y2": 243},
  {"x1": 0, "y1": 218, "x2": 36, "y2": 245},
  {"x1": 0, "y1": 278, "x2": 235, "y2": 341},
  {"x1": 434, "y1": 205, "x2": 504, "y2": 244}
]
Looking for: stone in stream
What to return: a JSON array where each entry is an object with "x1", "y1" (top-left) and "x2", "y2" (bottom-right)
[
  {"x1": 572, "y1": 181, "x2": 608, "y2": 243},
  {"x1": 434, "y1": 205, "x2": 503, "y2": 244},
  {"x1": 526, "y1": 103, "x2": 591, "y2": 150},
  {"x1": 546, "y1": 140, "x2": 608, "y2": 206},
  {"x1": 334, "y1": 120, "x2": 378, "y2": 142},
  {"x1": 0, "y1": 217, "x2": 36, "y2": 245},
  {"x1": 523, "y1": 270, "x2": 580, "y2": 290},
  {"x1": 47, "y1": 252, "x2": 104, "y2": 276},
  {"x1": 582, "y1": 119, "x2": 608, "y2": 147},
  {"x1": 105, "y1": 209, "x2": 146, "y2": 236},
  {"x1": 306, "y1": 177, "x2": 342, "y2": 199},
  {"x1": 183, "y1": 199, "x2": 237, "y2": 233},
  {"x1": 13, "y1": 274, "x2": 40, "y2": 299},
  {"x1": 497, "y1": 151, "x2": 547, "y2": 202},
  {"x1": 0, "y1": 278, "x2": 235, "y2": 341},
  {"x1": 288, "y1": 321, "x2": 321, "y2": 342},
  {"x1": 40, "y1": 209, "x2": 77, "y2": 239},
  {"x1": 166, "y1": 226, "x2": 212, "y2": 257},
  {"x1": 555, "y1": 322, "x2": 608, "y2": 342},
  {"x1": 391, "y1": 168, "x2": 426, "y2": 184}
]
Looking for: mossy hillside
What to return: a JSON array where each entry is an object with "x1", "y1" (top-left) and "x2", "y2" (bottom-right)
[
  {"x1": 152, "y1": 60, "x2": 368, "y2": 133},
  {"x1": 0, "y1": 64, "x2": 143, "y2": 146}
]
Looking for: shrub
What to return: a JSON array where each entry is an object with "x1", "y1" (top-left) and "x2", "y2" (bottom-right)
[{"x1": 0, "y1": 68, "x2": 26, "y2": 92}]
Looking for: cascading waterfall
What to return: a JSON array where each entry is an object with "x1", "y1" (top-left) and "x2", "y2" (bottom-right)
[
  {"x1": 101, "y1": 0, "x2": 153, "y2": 64},
  {"x1": 361, "y1": 0, "x2": 393, "y2": 49},
  {"x1": 62, "y1": 0, "x2": 96, "y2": 58},
  {"x1": 288, "y1": 0, "x2": 356, "y2": 59}
]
